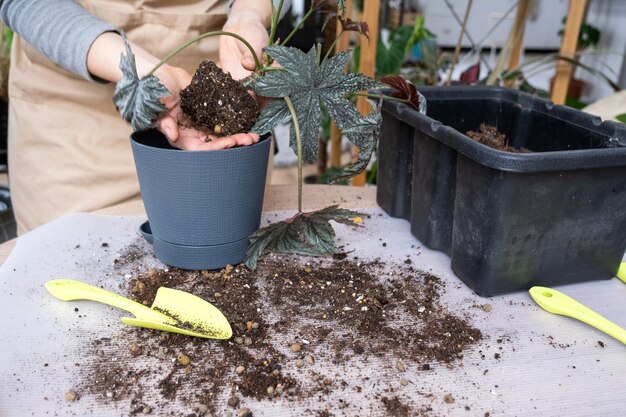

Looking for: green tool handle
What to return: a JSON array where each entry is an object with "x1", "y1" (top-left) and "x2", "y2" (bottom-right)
[
  {"x1": 45, "y1": 279, "x2": 158, "y2": 320},
  {"x1": 617, "y1": 262, "x2": 626, "y2": 284},
  {"x1": 529, "y1": 286, "x2": 626, "y2": 345}
]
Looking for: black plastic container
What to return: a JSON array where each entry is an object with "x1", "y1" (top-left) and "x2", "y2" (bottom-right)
[{"x1": 377, "y1": 86, "x2": 626, "y2": 296}]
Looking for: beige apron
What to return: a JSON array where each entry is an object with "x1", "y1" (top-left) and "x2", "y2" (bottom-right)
[{"x1": 8, "y1": 0, "x2": 228, "y2": 234}]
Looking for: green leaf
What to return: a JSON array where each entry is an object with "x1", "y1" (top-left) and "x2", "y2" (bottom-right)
[
  {"x1": 112, "y1": 34, "x2": 169, "y2": 131},
  {"x1": 244, "y1": 205, "x2": 365, "y2": 270},
  {"x1": 337, "y1": 0, "x2": 346, "y2": 15},
  {"x1": 376, "y1": 26, "x2": 413, "y2": 76},
  {"x1": 248, "y1": 44, "x2": 384, "y2": 169},
  {"x1": 616, "y1": 113, "x2": 626, "y2": 124}
]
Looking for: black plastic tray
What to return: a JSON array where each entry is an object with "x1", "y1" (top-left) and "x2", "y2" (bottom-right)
[{"x1": 377, "y1": 86, "x2": 626, "y2": 296}]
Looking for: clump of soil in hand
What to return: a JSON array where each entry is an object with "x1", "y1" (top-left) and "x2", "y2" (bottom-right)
[
  {"x1": 180, "y1": 60, "x2": 259, "y2": 137},
  {"x1": 466, "y1": 123, "x2": 531, "y2": 153}
]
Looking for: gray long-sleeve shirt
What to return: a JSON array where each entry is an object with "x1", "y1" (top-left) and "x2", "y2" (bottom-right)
[{"x1": 0, "y1": 0, "x2": 291, "y2": 82}]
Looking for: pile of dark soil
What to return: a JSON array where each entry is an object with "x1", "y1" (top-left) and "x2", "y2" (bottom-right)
[
  {"x1": 75, "y1": 248, "x2": 484, "y2": 416},
  {"x1": 466, "y1": 123, "x2": 531, "y2": 153},
  {"x1": 180, "y1": 60, "x2": 259, "y2": 137}
]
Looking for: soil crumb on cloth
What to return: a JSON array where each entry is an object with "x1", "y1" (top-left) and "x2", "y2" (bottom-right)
[{"x1": 75, "y1": 249, "x2": 484, "y2": 416}]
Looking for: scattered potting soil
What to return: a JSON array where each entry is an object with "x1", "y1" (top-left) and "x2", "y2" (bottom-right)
[
  {"x1": 180, "y1": 60, "x2": 259, "y2": 137},
  {"x1": 466, "y1": 124, "x2": 531, "y2": 153},
  {"x1": 73, "y1": 245, "x2": 485, "y2": 416}
]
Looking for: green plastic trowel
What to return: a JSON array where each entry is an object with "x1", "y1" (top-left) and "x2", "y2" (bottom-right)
[
  {"x1": 45, "y1": 279, "x2": 232, "y2": 339},
  {"x1": 617, "y1": 262, "x2": 626, "y2": 284},
  {"x1": 529, "y1": 286, "x2": 626, "y2": 345}
]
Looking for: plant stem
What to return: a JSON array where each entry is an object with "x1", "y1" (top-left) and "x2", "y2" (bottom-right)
[
  {"x1": 269, "y1": 0, "x2": 285, "y2": 45},
  {"x1": 281, "y1": 7, "x2": 316, "y2": 46},
  {"x1": 322, "y1": 31, "x2": 344, "y2": 64},
  {"x1": 148, "y1": 31, "x2": 261, "y2": 76},
  {"x1": 284, "y1": 96, "x2": 302, "y2": 214}
]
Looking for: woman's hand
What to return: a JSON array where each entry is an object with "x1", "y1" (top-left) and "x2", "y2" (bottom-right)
[
  {"x1": 220, "y1": 1, "x2": 272, "y2": 81},
  {"x1": 87, "y1": 32, "x2": 260, "y2": 151}
]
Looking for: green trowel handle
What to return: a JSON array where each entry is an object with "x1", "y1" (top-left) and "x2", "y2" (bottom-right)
[
  {"x1": 617, "y1": 262, "x2": 626, "y2": 284},
  {"x1": 529, "y1": 286, "x2": 626, "y2": 345},
  {"x1": 45, "y1": 279, "x2": 159, "y2": 320}
]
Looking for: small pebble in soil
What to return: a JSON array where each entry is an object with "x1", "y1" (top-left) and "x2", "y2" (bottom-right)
[
  {"x1": 235, "y1": 337, "x2": 244, "y2": 345},
  {"x1": 238, "y1": 407, "x2": 252, "y2": 417},
  {"x1": 235, "y1": 365, "x2": 246, "y2": 374},
  {"x1": 129, "y1": 343, "x2": 141, "y2": 356},
  {"x1": 304, "y1": 355, "x2": 314, "y2": 365},
  {"x1": 482, "y1": 304, "x2": 493, "y2": 313},
  {"x1": 290, "y1": 342, "x2": 302, "y2": 353},
  {"x1": 251, "y1": 322, "x2": 259, "y2": 330},
  {"x1": 323, "y1": 378, "x2": 333, "y2": 386},
  {"x1": 421, "y1": 363, "x2": 431, "y2": 371},
  {"x1": 197, "y1": 404, "x2": 209, "y2": 414},
  {"x1": 96, "y1": 349, "x2": 105, "y2": 357},
  {"x1": 396, "y1": 362, "x2": 406, "y2": 372},
  {"x1": 244, "y1": 337, "x2": 253, "y2": 346},
  {"x1": 178, "y1": 354, "x2": 190, "y2": 366},
  {"x1": 142, "y1": 405, "x2": 152, "y2": 414},
  {"x1": 400, "y1": 378, "x2": 409, "y2": 386},
  {"x1": 444, "y1": 394, "x2": 455, "y2": 403},
  {"x1": 65, "y1": 390, "x2": 79, "y2": 402},
  {"x1": 227, "y1": 396, "x2": 240, "y2": 408},
  {"x1": 267, "y1": 386, "x2": 275, "y2": 396},
  {"x1": 295, "y1": 359, "x2": 304, "y2": 368}
]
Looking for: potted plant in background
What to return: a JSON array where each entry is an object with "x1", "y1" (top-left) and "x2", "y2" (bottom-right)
[
  {"x1": 0, "y1": 22, "x2": 12, "y2": 169},
  {"x1": 0, "y1": 23, "x2": 16, "y2": 244},
  {"x1": 115, "y1": 0, "x2": 421, "y2": 271}
]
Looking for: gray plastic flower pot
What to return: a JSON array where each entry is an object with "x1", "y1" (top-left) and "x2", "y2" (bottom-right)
[
  {"x1": 377, "y1": 86, "x2": 626, "y2": 296},
  {"x1": 130, "y1": 129, "x2": 270, "y2": 270}
]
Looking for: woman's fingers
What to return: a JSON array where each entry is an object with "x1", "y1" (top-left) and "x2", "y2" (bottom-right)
[
  {"x1": 155, "y1": 116, "x2": 180, "y2": 143},
  {"x1": 173, "y1": 130, "x2": 260, "y2": 151}
]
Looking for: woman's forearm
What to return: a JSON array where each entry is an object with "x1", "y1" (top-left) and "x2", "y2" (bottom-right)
[{"x1": 0, "y1": 0, "x2": 118, "y2": 82}]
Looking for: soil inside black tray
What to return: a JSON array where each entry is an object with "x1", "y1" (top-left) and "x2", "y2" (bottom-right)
[
  {"x1": 466, "y1": 123, "x2": 531, "y2": 153},
  {"x1": 180, "y1": 60, "x2": 259, "y2": 137},
  {"x1": 75, "y1": 249, "x2": 485, "y2": 416}
]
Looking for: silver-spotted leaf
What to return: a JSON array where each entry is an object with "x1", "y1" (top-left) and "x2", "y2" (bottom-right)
[
  {"x1": 112, "y1": 34, "x2": 169, "y2": 131},
  {"x1": 248, "y1": 44, "x2": 384, "y2": 168},
  {"x1": 329, "y1": 99, "x2": 382, "y2": 183},
  {"x1": 244, "y1": 205, "x2": 364, "y2": 270}
]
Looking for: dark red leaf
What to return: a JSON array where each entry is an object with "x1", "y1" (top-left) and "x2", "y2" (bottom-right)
[
  {"x1": 459, "y1": 62, "x2": 480, "y2": 84},
  {"x1": 380, "y1": 76, "x2": 423, "y2": 112},
  {"x1": 339, "y1": 18, "x2": 370, "y2": 41}
]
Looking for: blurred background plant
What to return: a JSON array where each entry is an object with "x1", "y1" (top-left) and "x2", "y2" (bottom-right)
[{"x1": 0, "y1": 22, "x2": 12, "y2": 99}]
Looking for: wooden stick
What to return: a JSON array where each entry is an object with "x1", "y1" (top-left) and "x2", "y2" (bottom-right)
[
  {"x1": 447, "y1": 0, "x2": 473, "y2": 86},
  {"x1": 353, "y1": 0, "x2": 380, "y2": 186},
  {"x1": 329, "y1": 0, "x2": 353, "y2": 169},
  {"x1": 550, "y1": 0, "x2": 589, "y2": 104},
  {"x1": 506, "y1": 0, "x2": 531, "y2": 72}
]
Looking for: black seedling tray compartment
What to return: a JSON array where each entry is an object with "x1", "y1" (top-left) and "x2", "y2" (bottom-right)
[{"x1": 377, "y1": 86, "x2": 626, "y2": 296}]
